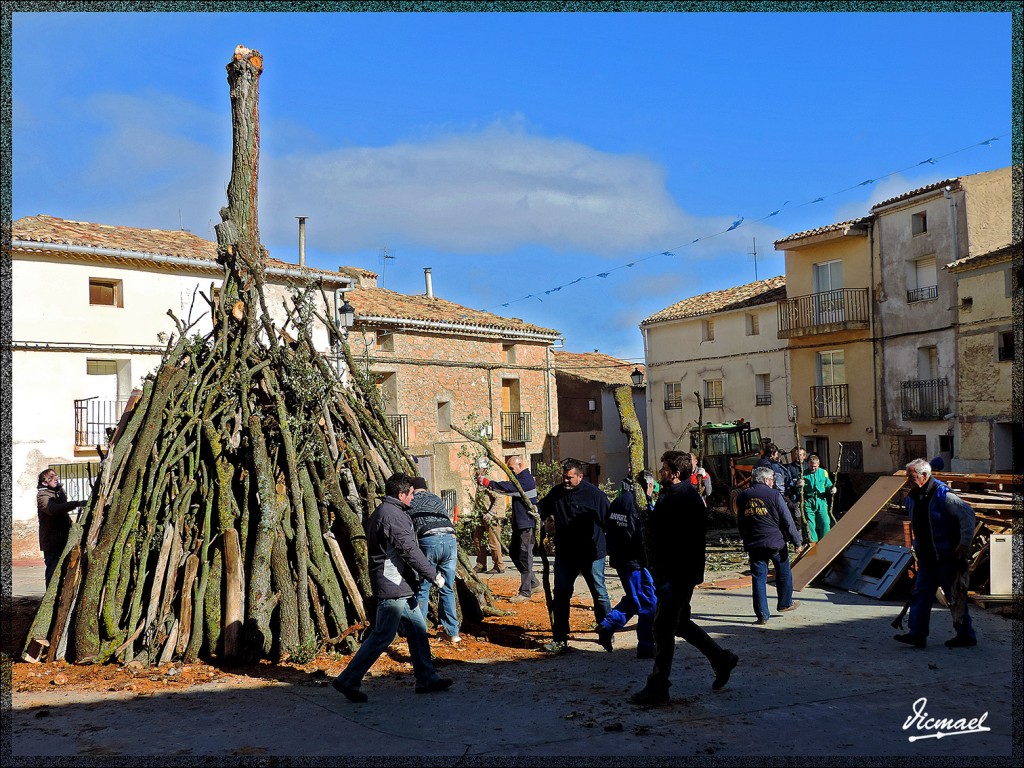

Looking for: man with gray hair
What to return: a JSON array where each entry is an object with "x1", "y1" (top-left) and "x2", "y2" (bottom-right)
[
  {"x1": 735, "y1": 465, "x2": 803, "y2": 625},
  {"x1": 895, "y1": 458, "x2": 977, "y2": 649}
]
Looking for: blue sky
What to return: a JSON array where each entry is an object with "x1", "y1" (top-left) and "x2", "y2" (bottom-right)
[{"x1": 11, "y1": 9, "x2": 1016, "y2": 361}]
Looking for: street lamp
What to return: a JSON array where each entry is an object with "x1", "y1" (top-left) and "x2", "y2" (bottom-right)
[
  {"x1": 336, "y1": 294, "x2": 355, "y2": 332},
  {"x1": 630, "y1": 367, "x2": 644, "y2": 387}
]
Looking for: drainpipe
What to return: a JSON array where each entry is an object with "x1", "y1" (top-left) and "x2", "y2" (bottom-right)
[
  {"x1": 868, "y1": 220, "x2": 881, "y2": 449},
  {"x1": 424, "y1": 267, "x2": 433, "y2": 298},
  {"x1": 641, "y1": 325, "x2": 654, "y2": 470},
  {"x1": 944, "y1": 187, "x2": 961, "y2": 264},
  {"x1": 297, "y1": 216, "x2": 308, "y2": 267},
  {"x1": 545, "y1": 338, "x2": 564, "y2": 461}
]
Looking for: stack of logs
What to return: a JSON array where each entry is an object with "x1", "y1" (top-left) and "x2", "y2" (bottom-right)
[{"x1": 22, "y1": 45, "x2": 494, "y2": 667}]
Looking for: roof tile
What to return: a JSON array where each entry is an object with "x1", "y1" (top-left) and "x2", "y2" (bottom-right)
[
  {"x1": 551, "y1": 350, "x2": 644, "y2": 386},
  {"x1": 641, "y1": 275, "x2": 786, "y2": 326}
]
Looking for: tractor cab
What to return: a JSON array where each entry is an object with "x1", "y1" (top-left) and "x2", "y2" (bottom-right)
[{"x1": 689, "y1": 420, "x2": 762, "y2": 494}]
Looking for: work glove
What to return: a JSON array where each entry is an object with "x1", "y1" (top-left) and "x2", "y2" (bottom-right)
[
  {"x1": 77, "y1": 500, "x2": 88, "y2": 508},
  {"x1": 829, "y1": 486, "x2": 837, "y2": 495},
  {"x1": 478, "y1": 477, "x2": 490, "y2": 487},
  {"x1": 433, "y1": 573, "x2": 446, "y2": 590},
  {"x1": 695, "y1": 467, "x2": 707, "y2": 478}
]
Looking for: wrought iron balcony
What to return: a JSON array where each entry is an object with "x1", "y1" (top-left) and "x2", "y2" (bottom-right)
[
  {"x1": 810, "y1": 384, "x2": 850, "y2": 421},
  {"x1": 907, "y1": 285, "x2": 938, "y2": 303},
  {"x1": 703, "y1": 397, "x2": 724, "y2": 408},
  {"x1": 385, "y1": 414, "x2": 409, "y2": 447},
  {"x1": 901, "y1": 379, "x2": 949, "y2": 420},
  {"x1": 777, "y1": 288, "x2": 871, "y2": 338},
  {"x1": 664, "y1": 396, "x2": 683, "y2": 410},
  {"x1": 74, "y1": 397, "x2": 128, "y2": 447},
  {"x1": 500, "y1": 411, "x2": 532, "y2": 443},
  {"x1": 755, "y1": 394, "x2": 772, "y2": 406}
]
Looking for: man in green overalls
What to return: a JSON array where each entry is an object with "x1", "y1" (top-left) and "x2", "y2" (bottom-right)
[{"x1": 800, "y1": 454, "x2": 835, "y2": 543}]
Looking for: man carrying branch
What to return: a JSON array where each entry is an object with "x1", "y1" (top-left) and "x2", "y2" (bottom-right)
[{"x1": 478, "y1": 455, "x2": 539, "y2": 601}]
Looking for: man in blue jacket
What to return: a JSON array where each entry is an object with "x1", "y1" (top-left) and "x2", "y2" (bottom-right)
[
  {"x1": 478, "y1": 455, "x2": 539, "y2": 602},
  {"x1": 597, "y1": 470, "x2": 657, "y2": 658},
  {"x1": 735, "y1": 466, "x2": 802, "y2": 625},
  {"x1": 333, "y1": 473, "x2": 454, "y2": 702},
  {"x1": 631, "y1": 451, "x2": 738, "y2": 706},
  {"x1": 895, "y1": 458, "x2": 977, "y2": 649},
  {"x1": 537, "y1": 459, "x2": 612, "y2": 655}
]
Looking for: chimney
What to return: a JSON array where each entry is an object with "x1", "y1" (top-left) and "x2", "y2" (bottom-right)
[
  {"x1": 297, "y1": 216, "x2": 308, "y2": 267},
  {"x1": 424, "y1": 267, "x2": 433, "y2": 299}
]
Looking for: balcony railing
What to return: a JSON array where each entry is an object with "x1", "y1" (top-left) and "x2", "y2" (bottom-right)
[
  {"x1": 385, "y1": 414, "x2": 409, "y2": 447},
  {"x1": 664, "y1": 397, "x2": 683, "y2": 410},
  {"x1": 703, "y1": 397, "x2": 724, "y2": 408},
  {"x1": 500, "y1": 411, "x2": 532, "y2": 443},
  {"x1": 811, "y1": 384, "x2": 850, "y2": 421},
  {"x1": 755, "y1": 394, "x2": 772, "y2": 406},
  {"x1": 74, "y1": 397, "x2": 128, "y2": 447},
  {"x1": 901, "y1": 379, "x2": 949, "y2": 420},
  {"x1": 907, "y1": 285, "x2": 938, "y2": 303},
  {"x1": 777, "y1": 288, "x2": 871, "y2": 338}
]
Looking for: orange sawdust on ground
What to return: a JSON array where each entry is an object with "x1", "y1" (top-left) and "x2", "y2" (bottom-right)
[{"x1": 9, "y1": 572, "x2": 601, "y2": 695}]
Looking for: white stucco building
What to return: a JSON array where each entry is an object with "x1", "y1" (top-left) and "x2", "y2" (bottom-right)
[{"x1": 9, "y1": 215, "x2": 352, "y2": 533}]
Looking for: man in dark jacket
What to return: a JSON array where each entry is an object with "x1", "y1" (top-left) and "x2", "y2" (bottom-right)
[
  {"x1": 478, "y1": 455, "x2": 538, "y2": 601},
  {"x1": 736, "y1": 466, "x2": 802, "y2": 624},
  {"x1": 631, "y1": 451, "x2": 738, "y2": 706},
  {"x1": 596, "y1": 471, "x2": 657, "y2": 658},
  {"x1": 895, "y1": 458, "x2": 977, "y2": 649},
  {"x1": 755, "y1": 443, "x2": 787, "y2": 491},
  {"x1": 36, "y1": 468, "x2": 86, "y2": 588},
  {"x1": 333, "y1": 473, "x2": 454, "y2": 702},
  {"x1": 537, "y1": 459, "x2": 612, "y2": 655}
]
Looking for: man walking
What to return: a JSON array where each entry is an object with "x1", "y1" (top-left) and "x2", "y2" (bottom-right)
[
  {"x1": 735, "y1": 466, "x2": 802, "y2": 625},
  {"x1": 800, "y1": 454, "x2": 835, "y2": 543},
  {"x1": 478, "y1": 455, "x2": 538, "y2": 601},
  {"x1": 597, "y1": 470, "x2": 657, "y2": 658},
  {"x1": 894, "y1": 458, "x2": 978, "y2": 649},
  {"x1": 333, "y1": 473, "x2": 453, "y2": 702},
  {"x1": 408, "y1": 476, "x2": 461, "y2": 644},
  {"x1": 631, "y1": 451, "x2": 738, "y2": 705},
  {"x1": 537, "y1": 459, "x2": 612, "y2": 655},
  {"x1": 36, "y1": 468, "x2": 87, "y2": 588}
]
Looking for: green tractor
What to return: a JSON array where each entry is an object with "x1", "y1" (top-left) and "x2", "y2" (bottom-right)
[{"x1": 689, "y1": 419, "x2": 763, "y2": 499}]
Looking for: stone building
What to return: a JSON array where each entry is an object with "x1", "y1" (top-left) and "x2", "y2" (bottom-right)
[
  {"x1": 550, "y1": 350, "x2": 647, "y2": 485},
  {"x1": 343, "y1": 269, "x2": 562, "y2": 516}
]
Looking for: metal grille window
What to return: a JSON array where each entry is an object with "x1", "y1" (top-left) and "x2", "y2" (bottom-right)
[
  {"x1": 500, "y1": 411, "x2": 532, "y2": 443},
  {"x1": 439, "y1": 490, "x2": 457, "y2": 520},
  {"x1": 755, "y1": 374, "x2": 771, "y2": 406},
  {"x1": 838, "y1": 442, "x2": 864, "y2": 471},
  {"x1": 703, "y1": 379, "x2": 723, "y2": 408},
  {"x1": 664, "y1": 382, "x2": 682, "y2": 410},
  {"x1": 901, "y1": 379, "x2": 949, "y2": 420}
]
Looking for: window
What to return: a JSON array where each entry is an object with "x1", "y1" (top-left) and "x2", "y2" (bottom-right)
[
  {"x1": 746, "y1": 313, "x2": 760, "y2": 336},
  {"x1": 437, "y1": 401, "x2": 452, "y2": 432},
  {"x1": 502, "y1": 344, "x2": 516, "y2": 364},
  {"x1": 813, "y1": 350, "x2": 848, "y2": 419},
  {"x1": 998, "y1": 331, "x2": 1015, "y2": 361},
  {"x1": 374, "y1": 331, "x2": 394, "y2": 352},
  {"x1": 755, "y1": 374, "x2": 771, "y2": 406},
  {"x1": 439, "y1": 490, "x2": 457, "y2": 518},
  {"x1": 917, "y1": 346, "x2": 938, "y2": 380},
  {"x1": 89, "y1": 278, "x2": 123, "y2": 307},
  {"x1": 664, "y1": 382, "x2": 682, "y2": 410},
  {"x1": 703, "y1": 379, "x2": 723, "y2": 408},
  {"x1": 912, "y1": 211, "x2": 927, "y2": 235},
  {"x1": 701, "y1": 318, "x2": 714, "y2": 341},
  {"x1": 939, "y1": 435, "x2": 954, "y2": 457},
  {"x1": 907, "y1": 257, "x2": 938, "y2": 303},
  {"x1": 839, "y1": 442, "x2": 864, "y2": 472}
]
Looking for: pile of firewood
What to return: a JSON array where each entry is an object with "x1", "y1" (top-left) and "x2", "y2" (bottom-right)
[{"x1": 23, "y1": 47, "x2": 493, "y2": 667}]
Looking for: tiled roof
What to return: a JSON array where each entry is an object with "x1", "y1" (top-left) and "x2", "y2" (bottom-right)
[
  {"x1": 946, "y1": 241, "x2": 1020, "y2": 272},
  {"x1": 13, "y1": 214, "x2": 219, "y2": 260},
  {"x1": 349, "y1": 286, "x2": 561, "y2": 339},
  {"x1": 872, "y1": 178, "x2": 960, "y2": 210},
  {"x1": 12, "y1": 214, "x2": 350, "y2": 284},
  {"x1": 773, "y1": 217, "x2": 872, "y2": 248},
  {"x1": 641, "y1": 276, "x2": 786, "y2": 326},
  {"x1": 551, "y1": 350, "x2": 644, "y2": 387}
]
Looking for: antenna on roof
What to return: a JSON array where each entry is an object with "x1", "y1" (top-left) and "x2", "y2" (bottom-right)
[
  {"x1": 379, "y1": 245, "x2": 396, "y2": 289},
  {"x1": 749, "y1": 237, "x2": 758, "y2": 281},
  {"x1": 178, "y1": 209, "x2": 190, "y2": 233}
]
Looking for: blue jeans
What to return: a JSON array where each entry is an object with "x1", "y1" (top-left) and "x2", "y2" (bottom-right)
[
  {"x1": 416, "y1": 534, "x2": 460, "y2": 638},
  {"x1": 334, "y1": 596, "x2": 440, "y2": 690},
  {"x1": 552, "y1": 555, "x2": 611, "y2": 643},
  {"x1": 601, "y1": 567, "x2": 657, "y2": 652},
  {"x1": 748, "y1": 547, "x2": 794, "y2": 622},
  {"x1": 908, "y1": 558, "x2": 976, "y2": 640}
]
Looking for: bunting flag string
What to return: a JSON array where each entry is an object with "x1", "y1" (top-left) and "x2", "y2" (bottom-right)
[{"x1": 491, "y1": 133, "x2": 1007, "y2": 311}]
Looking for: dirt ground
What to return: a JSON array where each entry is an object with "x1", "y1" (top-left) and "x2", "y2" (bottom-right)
[{"x1": 5, "y1": 570, "x2": 629, "y2": 697}]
